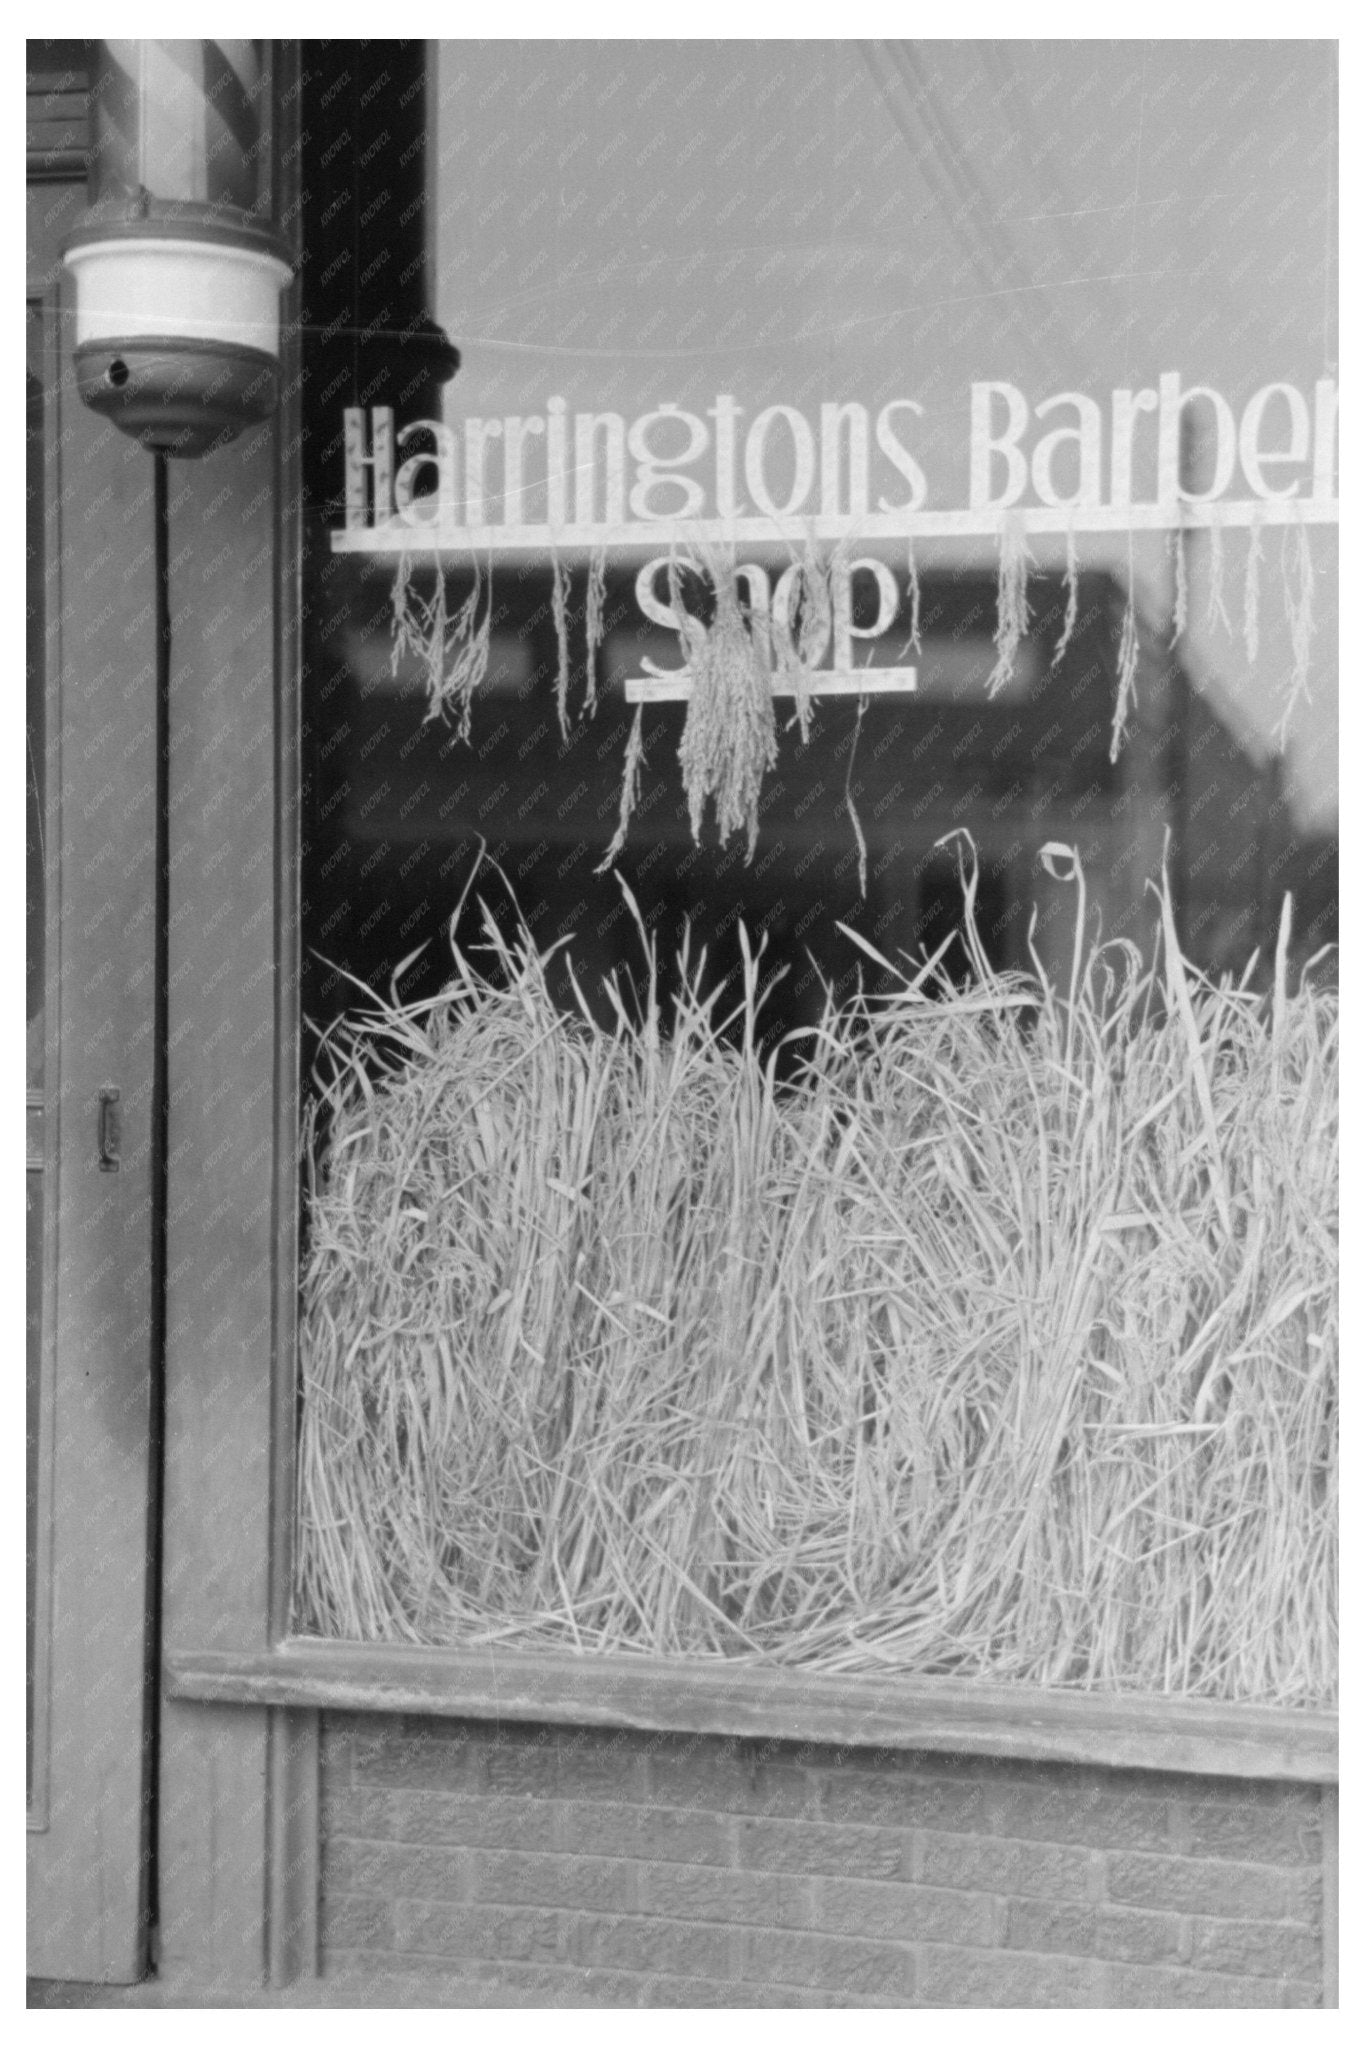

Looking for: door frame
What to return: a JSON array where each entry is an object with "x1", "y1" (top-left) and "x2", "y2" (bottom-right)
[{"x1": 26, "y1": 86, "x2": 161, "y2": 1980}]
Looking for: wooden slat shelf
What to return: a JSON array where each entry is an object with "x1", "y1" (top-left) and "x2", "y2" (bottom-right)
[{"x1": 166, "y1": 1639, "x2": 1337, "y2": 1783}]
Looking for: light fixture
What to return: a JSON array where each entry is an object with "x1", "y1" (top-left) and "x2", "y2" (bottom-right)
[{"x1": 62, "y1": 40, "x2": 293, "y2": 458}]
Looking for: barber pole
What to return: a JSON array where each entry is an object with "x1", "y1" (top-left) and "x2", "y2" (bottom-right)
[
  {"x1": 62, "y1": 40, "x2": 293, "y2": 456},
  {"x1": 94, "y1": 39, "x2": 267, "y2": 214}
]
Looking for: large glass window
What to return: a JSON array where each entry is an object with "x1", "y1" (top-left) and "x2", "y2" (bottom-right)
[{"x1": 293, "y1": 43, "x2": 1337, "y2": 1701}]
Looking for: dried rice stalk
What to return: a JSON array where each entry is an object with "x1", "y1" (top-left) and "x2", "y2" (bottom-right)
[
  {"x1": 987, "y1": 515, "x2": 1032, "y2": 696},
  {"x1": 666, "y1": 544, "x2": 710, "y2": 670},
  {"x1": 1053, "y1": 524, "x2": 1079, "y2": 669},
  {"x1": 597, "y1": 701, "x2": 646, "y2": 873},
  {"x1": 773, "y1": 532, "x2": 836, "y2": 744},
  {"x1": 797, "y1": 537, "x2": 839, "y2": 670},
  {"x1": 1206, "y1": 519, "x2": 1233, "y2": 638},
  {"x1": 1170, "y1": 525, "x2": 1189, "y2": 648},
  {"x1": 551, "y1": 547, "x2": 573, "y2": 741},
  {"x1": 905, "y1": 536, "x2": 923, "y2": 659},
  {"x1": 1276, "y1": 518, "x2": 1316, "y2": 747},
  {"x1": 584, "y1": 538, "x2": 608, "y2": 720},
  {"x1": 390, "y1": 548, "x2": 418, "y2": 653},
  {"x1": 1109, "y1": 562, "x2": 1140, "y2": 763},
  {"x1": 845, "y1": 692, "x2": 869, "y2": 898},
  {"x1": 1243, "y1": 515, "x2": 1264, "y2": 666}
]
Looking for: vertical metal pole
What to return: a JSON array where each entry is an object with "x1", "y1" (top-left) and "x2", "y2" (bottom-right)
[{"x1": 141, "y1": 450, "x2": 172, "y2": 1969}]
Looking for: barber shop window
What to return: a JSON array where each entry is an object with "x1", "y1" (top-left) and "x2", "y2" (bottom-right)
[{"x1": 292, "y1": 43, "x2": 1337, "y2": 1707}]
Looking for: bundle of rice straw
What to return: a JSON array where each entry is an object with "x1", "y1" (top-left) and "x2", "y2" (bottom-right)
[{"x1": 296, "y1": 852, "x2": 1337, "y2": 1706}]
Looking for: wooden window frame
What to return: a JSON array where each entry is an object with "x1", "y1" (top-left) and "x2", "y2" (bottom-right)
[{"x1": 167, "y1": 1638, "x2": 1336, "y2": 1785}]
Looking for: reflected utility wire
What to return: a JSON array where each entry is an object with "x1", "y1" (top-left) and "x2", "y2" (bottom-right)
[{"x1": 858, "y1": 39, "x2": 1079, "y2": 398}]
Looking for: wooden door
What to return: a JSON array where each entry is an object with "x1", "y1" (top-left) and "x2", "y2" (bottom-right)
[{"x1": 26, "y1": 77, "x2": 161, "y2": 1983}]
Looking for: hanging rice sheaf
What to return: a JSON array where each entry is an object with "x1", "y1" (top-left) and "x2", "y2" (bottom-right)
[
  {"x1": 844, "y1": 693, "x2": 870, "y2": 898},
  {"x1": 675, "y1": 545, "x2": 779, "y2": 857},
  {"x1": 903, "y1": 535, "x2": 923, "y2": 662},
  {"x1": 1243, "y1": 515, "x2": 1264, "y2": 667},
  {"x1": 1169, "y1": 524, "x2": 1189, "y2": 649},
  {"x1": 391, "y1": 547, "x2": 492, "y2": 738},
  {"x1": 1053, "y1": 523, "x2": 1079, "y2": 669},
  {"x1": 1206, "y1": 518, "x2": 1233, "y2": 639},
  {"x1": 598, "y1": 700, "x2": 646, "y2": 874},
  {"x1": 1109, "y1": 561, "x2": 1140, "y2": 764},
  {"x1": 781, "y1": 532, "x2": 843, "y2": 741},
  {"x1": 986, "y1": 513, "x2": 1032, "y2": 696},
  {"x1": 1277, "y1": 517, "x2": 1316, "y2": 748},
  {"x1": 583, "y1": 537, "x2": 608, "y2": 720},
  {"x1": 550, "y1": 546, "x2": 573, "y2": 741},
  {"x1": 295, "y1": 849, "x2": 1337, "y2": 1704},
  {"x1": 600, "y1": 539, "x2": 856, "y2": 867}
]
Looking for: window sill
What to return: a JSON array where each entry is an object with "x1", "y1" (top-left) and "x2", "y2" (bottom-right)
[{"x1": 165, "y1": 1638, "x2": 1337, "y2": 1783}]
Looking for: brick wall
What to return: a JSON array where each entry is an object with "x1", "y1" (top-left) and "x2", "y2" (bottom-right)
[{"x1": 319, "y1": 1714, "x2": 1327, "y2": 2007}]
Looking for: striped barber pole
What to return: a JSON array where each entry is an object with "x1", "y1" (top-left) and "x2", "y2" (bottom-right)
[{"x1": 94, "y1": 40, "x2": 266, "y2": 216}]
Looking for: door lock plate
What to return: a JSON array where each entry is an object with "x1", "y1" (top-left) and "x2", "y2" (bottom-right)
[{"x1": 97, "y1": 1088, "x2": 121, "y2": 1172}]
